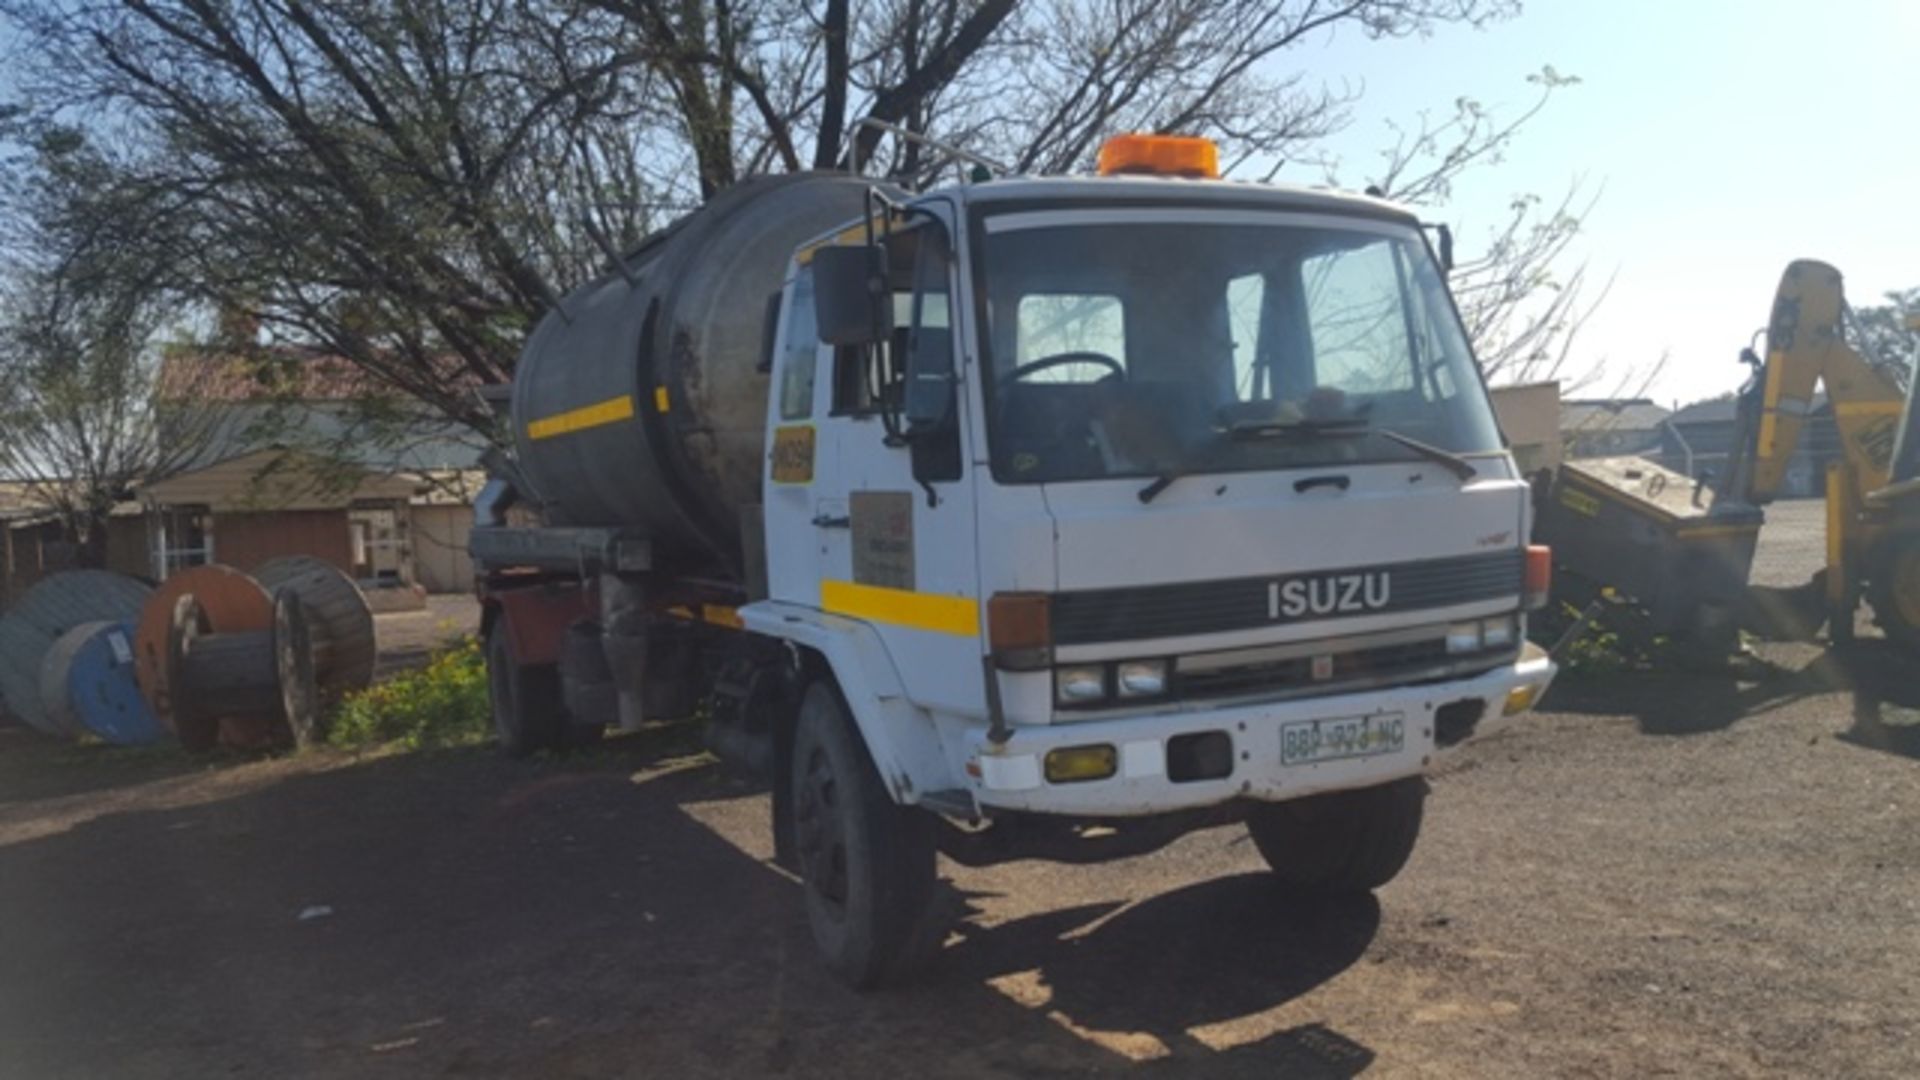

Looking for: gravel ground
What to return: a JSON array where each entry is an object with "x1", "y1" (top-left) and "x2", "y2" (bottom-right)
[
  {"x1": 0, "y1": 529, "x2": 1914, "y2": 1077},
  {"x1": 372, "y1": 594, "x2": 483, "y2": 675},
  {"x1": 1, "y1": 649, "x2": 1916, "y2": 1076},
  {"x1": 1749, "y1": 498, "x2": 1827, "y2": 589}
]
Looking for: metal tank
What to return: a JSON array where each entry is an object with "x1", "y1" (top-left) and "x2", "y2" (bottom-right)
[{"x1": 511, "y1": 172, "x2": 878, "y2": 569}]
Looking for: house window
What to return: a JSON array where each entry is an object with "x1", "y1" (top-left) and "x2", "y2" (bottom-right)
[{"x1": 152, "y1": 506, "x2": 214, "y2": 578}]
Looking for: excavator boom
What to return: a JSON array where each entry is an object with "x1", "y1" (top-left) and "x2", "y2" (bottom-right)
[
  {"x1": 1738, "y1": 260, "x2": 1905, "y2": 504},
  {"x1": 1723, "y1": 260, "x2": 1920, "y2": 649}
]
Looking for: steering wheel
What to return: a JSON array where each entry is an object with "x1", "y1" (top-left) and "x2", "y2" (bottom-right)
[{"x1": 1002, "y1": 351, "x2": 1125, "y2": 384}]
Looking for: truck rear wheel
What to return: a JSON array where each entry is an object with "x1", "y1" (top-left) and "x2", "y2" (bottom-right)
[
  {"x1": 1246, "y1": 777, "x2": 1427, "y2": 893},
  {"x1": 486, "y1": 622, "x2": 563, "y2": 758},
  {"x1": 790, "y1": 681, "x2": 940, "y2": 989}
]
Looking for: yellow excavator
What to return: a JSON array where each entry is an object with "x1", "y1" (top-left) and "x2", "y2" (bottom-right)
[
  {"x1": 1723, "y1": 259, "x2": 1920, "y2": 648},
  {"x1": 1536, "y1": 259, "x2": 1919, "y2": 657}
]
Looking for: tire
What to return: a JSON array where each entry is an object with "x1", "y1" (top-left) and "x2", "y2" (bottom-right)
[
  {"x1": 1246, "y1": 777, "x2": 1428, "y2": 893},
  {"x1": 486, "y1": 622, "x2": 563, "y2": 758},
  {"x1": 790, "y1": 680, "x2": 941, "y2": 989},
  {"x1": 1868, "y1": 535, "x2": 1920, "y2": 653}
]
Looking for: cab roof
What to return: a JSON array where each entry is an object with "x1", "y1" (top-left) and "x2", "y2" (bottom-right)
[{"x1": 929, "y1": 172, "x2": 1422, "y2": 227}]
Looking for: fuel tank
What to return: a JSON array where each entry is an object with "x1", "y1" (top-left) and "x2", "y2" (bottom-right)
[{"x1": 510, "y1": 172, "x2": 875, "y2": 569}]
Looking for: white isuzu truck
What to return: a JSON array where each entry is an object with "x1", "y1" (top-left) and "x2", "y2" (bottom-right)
[{"x1": 471, "y1": 133, "x2": 1556, "y2": 987}]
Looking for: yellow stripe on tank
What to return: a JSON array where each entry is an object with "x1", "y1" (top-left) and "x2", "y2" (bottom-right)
[
  {"x1": 820, "y1": 580, "x2": 979, "y2": 636},
  {"x1": 527, "y1": 394, "x2": 636, "y2": 440}
]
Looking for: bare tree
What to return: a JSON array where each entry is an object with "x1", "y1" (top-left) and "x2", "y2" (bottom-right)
[
  {"x1": 2, "y1": 0, "x2": 1592, "y2": 433},
  {"x1": 1344, "y1": 67, "x2": 1614, "y2": 388},
  {"x1": 0, "y1": 226, "x2": 218, "y2": 566},
  {"x1": 1, "y1": 0, "x2": 666, "y2": 429},
  {"x1": 1851, "y1": 287, "x2": 1919, "y2": 390}
]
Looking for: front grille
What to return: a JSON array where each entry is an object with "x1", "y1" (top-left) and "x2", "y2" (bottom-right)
[
  {"x1": 1175, "y1": 637, "x2": 1500, "y2": 703},
  {"x1": 1051, "y1": 550, "x2": 1523, "y2": 645}
]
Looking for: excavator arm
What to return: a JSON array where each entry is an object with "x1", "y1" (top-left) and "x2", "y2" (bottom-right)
[
  {"x1": 1736, "y1": 260, "x2": 1905, "y2": 504},
  {"x1": 1724, "y1": 260, "x2": 1920, "y2": 649}
]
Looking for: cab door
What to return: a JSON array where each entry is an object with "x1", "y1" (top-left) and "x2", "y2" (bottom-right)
[
  {"x1": 785, "y1": 205, "x2": 984, "y2": 716},
  {"x1": 764, "y1": 263, "x2": 832, "y2": 606}
]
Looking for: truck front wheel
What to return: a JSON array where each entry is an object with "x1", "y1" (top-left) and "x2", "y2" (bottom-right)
[
  {"x1": 1246, "y1": 777, "x2": 1427, "y2": 893},
  {"x1": 790, "y1": 680, "x2": 940, "y2": 988},
  {"x1": 486, "y1": 621, "x2": 563, "y2": 758}
]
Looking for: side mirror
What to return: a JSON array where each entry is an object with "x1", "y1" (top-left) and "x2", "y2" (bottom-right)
[{"x1": 811, "y1": 245, "x2": 892, "y2": 346}]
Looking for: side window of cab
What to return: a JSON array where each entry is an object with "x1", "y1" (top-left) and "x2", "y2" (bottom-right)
[{"x1": 779, "y1": 268, "x2": 819, "y2": 420}]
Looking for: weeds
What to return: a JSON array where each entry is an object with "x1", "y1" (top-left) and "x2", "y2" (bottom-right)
[
  {"x1": 329, "y1": 637, "x2": 490, "y2": 751},
  {"x1": 1531, "y1": 600, "x2": 1674, "y2": 674}
]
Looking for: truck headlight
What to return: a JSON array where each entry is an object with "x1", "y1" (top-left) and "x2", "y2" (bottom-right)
[
  {"x1": 1480, "y1": 615, "x2": 1516, "y2": 650},
  {"x1": 1445, "y1": 621, "x2": 1483, "y2": 654},
  {"x1": 1054, "y1": 665, "x2": 1108, "y2": 705},
  {"x1": 1116, "y1": 659, "x2": 1168, "y2": 698}
]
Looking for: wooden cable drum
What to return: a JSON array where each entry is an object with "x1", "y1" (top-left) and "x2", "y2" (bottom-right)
[
  {"x1": 0, "y1": 571, "x2": 152, "y2": 737},
  {"x1": 39, "y1": 621, "x2": 165, "y2": 746},
  {"x1": 161, "y1": 590, "x2": 328, "y2": 750},
  {"x1": 133, "y1": 565, "x2": 273, "y2": 749},
  {"x1": 254, "y1": 556, "x2": 375, "y2": 704}
]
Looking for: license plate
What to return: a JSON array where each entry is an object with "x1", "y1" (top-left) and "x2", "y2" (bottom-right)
[{"x1": 1280, "y1": 712, "x2": 1406, "y2": 766}]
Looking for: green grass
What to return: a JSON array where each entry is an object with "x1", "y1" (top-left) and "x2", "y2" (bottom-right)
[{"x1": 328, "y1": 637, "x2": 492, "y2": 751}]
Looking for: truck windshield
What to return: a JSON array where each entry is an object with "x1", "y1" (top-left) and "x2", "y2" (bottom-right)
[{"x1": 979, "y1": 215, "x2": 1504, "y2": 484}]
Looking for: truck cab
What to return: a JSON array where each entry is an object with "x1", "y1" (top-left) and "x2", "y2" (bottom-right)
[{"x1": 754, "y1": 144, "x2": 1552, "y2": 823}]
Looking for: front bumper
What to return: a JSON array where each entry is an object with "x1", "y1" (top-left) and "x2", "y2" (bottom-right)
[{"x1": 961, "y1": 647, "x2": 1554, "y2": 816}]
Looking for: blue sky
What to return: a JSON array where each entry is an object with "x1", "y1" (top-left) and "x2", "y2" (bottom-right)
[{"x1": 1295, "y1": 0, "x2": 1919, "y2": 406}]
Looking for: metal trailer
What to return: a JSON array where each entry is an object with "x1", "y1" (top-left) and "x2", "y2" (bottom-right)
[{"x1": 1536, "y1": 456, "x2": 1764, "y2": 650}]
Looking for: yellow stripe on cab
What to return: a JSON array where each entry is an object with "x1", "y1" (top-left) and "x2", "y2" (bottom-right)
[{"x1": 821, "y1": 580, "x2": 978, "y2": 636}]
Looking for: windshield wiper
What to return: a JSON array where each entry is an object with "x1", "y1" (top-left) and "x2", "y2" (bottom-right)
[
  {"x1": 1138, "y1": 438, "x2": 1227, "y2": 503},
  {"x1": 1236, "y1": 419, "x2": 1475, "y2": 481},
  {"x1": 1365, "y1": 429, "x2": 1479, "y2": 481},
  {"x1": 1137, "y1": 420, "x2": 1476, "y2": 503},
  {"x1": 1137, "y1": 419, "x2": 1348, "y2": 503},
  {"x1": 1136, "y1": 420, "x2": 1322, "y2": 503}
]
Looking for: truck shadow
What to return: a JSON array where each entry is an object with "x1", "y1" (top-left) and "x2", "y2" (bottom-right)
[
  {"x1": 0, "y1": 736, "x2": 1380, "y2": 1078},
  {"x1": 940, "y1": 877, "x2": 1380, "y2": 1074}
]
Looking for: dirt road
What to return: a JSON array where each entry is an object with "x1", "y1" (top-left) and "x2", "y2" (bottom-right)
[
  {"x1": 3, "y1": 512, "x2": 1917, "y2": 1078},
  {"x1": 3, "y1": 631, "x2": 1918, "y2": 1078}
]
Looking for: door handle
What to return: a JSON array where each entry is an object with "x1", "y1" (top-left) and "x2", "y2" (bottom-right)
[
  {"x1": 811, "y1": 513, "x2": 851, "y2": 529},
  {"x1": 1293, "y1": 474, "x2": 1351, "y2": 494}
]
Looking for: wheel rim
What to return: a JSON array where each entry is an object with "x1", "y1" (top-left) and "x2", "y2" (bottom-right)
[{"x1": 795, "y1": 743, "x2": 850, "y2": 919}]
